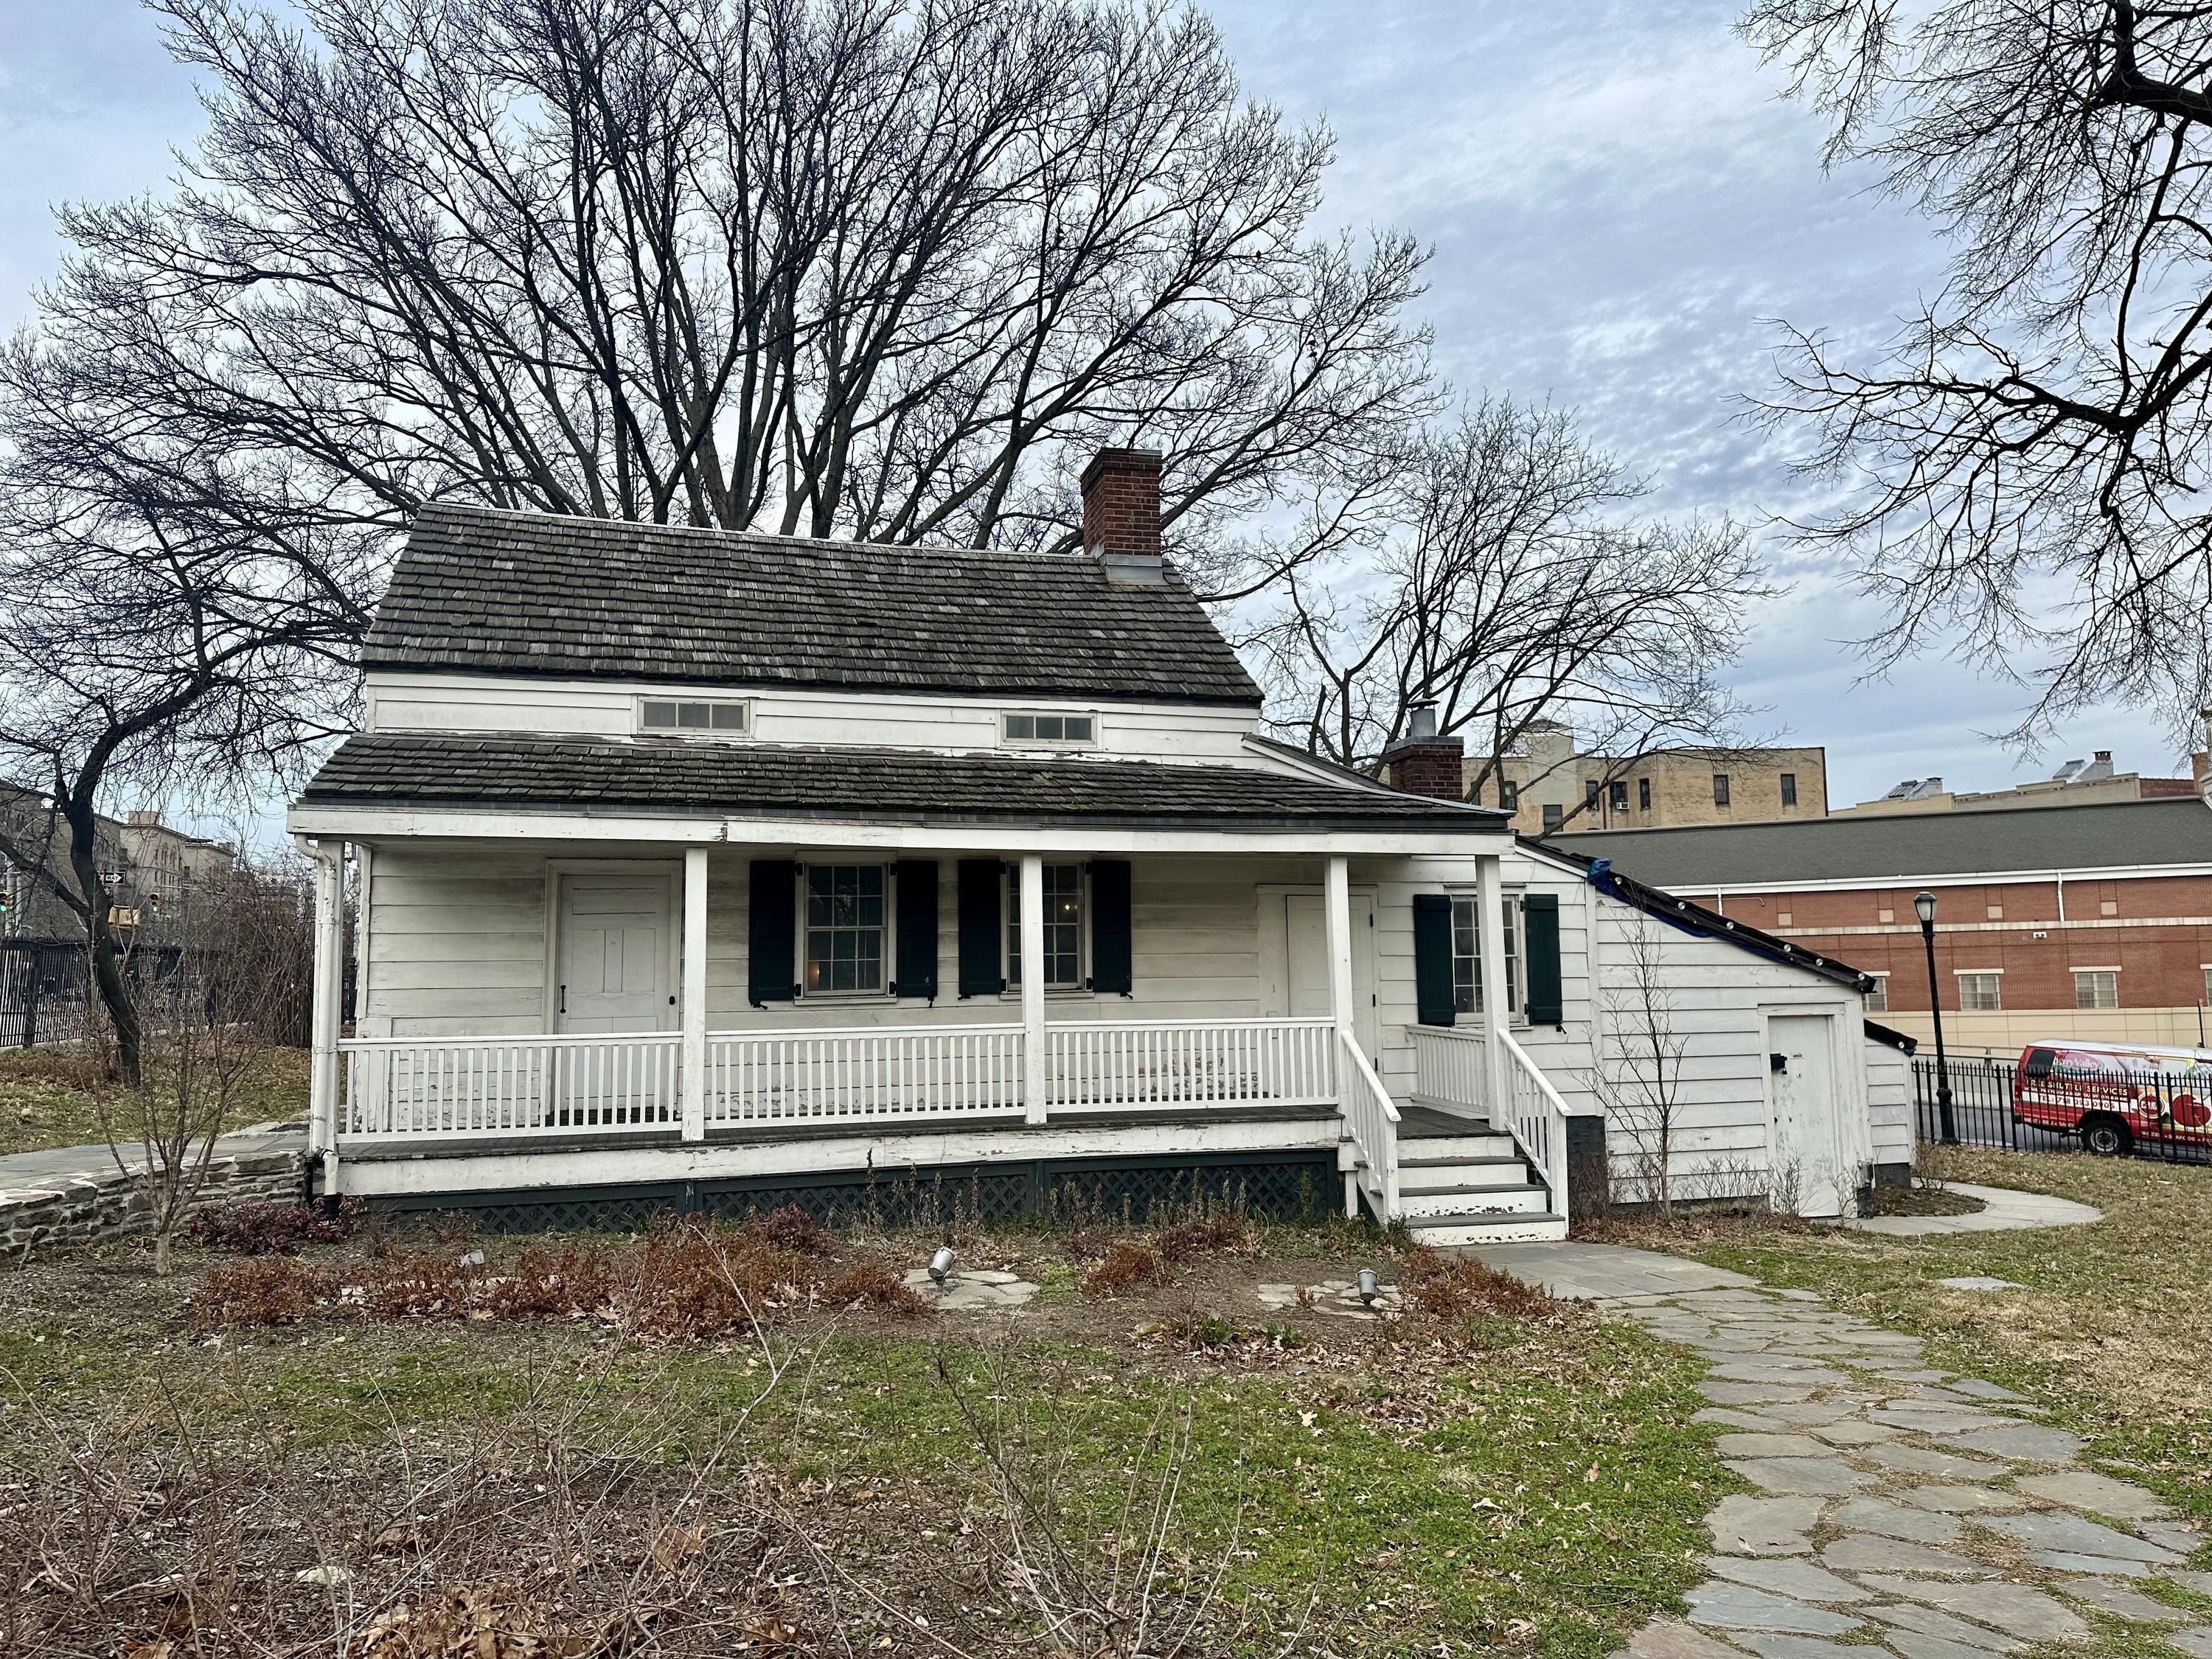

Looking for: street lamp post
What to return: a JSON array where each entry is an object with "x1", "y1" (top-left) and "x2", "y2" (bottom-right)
[{"x1": 1914, "y1": 890, "x2": 1958, "y2": 1144}]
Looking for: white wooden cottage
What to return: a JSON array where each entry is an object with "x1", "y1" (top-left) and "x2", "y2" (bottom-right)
[{"x1": 288, "y1": 451, "x2": 1911, "y2": 1238}]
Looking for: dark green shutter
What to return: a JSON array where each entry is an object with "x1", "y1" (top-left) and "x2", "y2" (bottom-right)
[
  {"x1": 748, "y1": 860, "x2": 799, "y2": 1006},
  {"x1": 956, "y1": 859, "x2": 1004, "y2": 998},
  {"x1": 1090, "y1": 859, "x2": 1133, "y2": 995},
  {"x1": 893, "y1": 860, "x2": 939, "y2": 999},
  {"x1": 1413, "y1": 894, "x2": 1456, "y2": 1026},
  {"x1": 1523, "y1": 891, "x2": 1563, "y2": 1026}
]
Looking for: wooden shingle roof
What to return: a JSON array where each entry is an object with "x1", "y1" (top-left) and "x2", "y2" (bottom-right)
[
  {"x1": 362, "y1": 504, "x2": 1263, "y2": 707},
  {"x1": 302, "y1": 734, "x2": 1509, "y2": 832}
]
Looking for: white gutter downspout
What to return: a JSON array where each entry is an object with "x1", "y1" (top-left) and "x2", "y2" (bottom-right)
[{"x1": 296, "y1": 835, "x2": 347, "y2": 1198}]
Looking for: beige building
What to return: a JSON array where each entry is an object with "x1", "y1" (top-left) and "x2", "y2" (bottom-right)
[
  {"x1": 1834, "y1": 749, "x2": 2207, "y2": 817},
  {"x1": 1467, "y1": 721, "x2": 1828, "y2": 836}
]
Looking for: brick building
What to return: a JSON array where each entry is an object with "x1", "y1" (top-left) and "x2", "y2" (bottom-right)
[
  {"x1": 1562, "y1": 796, "x2": 2212, "y2": 1056},
  {"x1": 1464, "y1": 720, "x2": 1827, "y2": 835}
]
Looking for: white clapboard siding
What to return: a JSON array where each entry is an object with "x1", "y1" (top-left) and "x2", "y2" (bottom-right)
[
  {"x1": 364, "y1": 670, "x2": 1263, "y2": 764},
  {"x1": 366, "y1": 846, "x2": 549, "y2": 1036}
]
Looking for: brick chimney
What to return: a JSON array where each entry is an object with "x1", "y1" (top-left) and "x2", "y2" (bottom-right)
[
  {"x1": 1081, "y1": 447, "x2": 1164, "y2": 582},
  {"x1": 1382, "y1": 705, "x2": 1467, "y2": 801}
]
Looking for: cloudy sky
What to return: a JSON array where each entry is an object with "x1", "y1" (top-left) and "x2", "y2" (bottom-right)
[{"x1": 0, "y1": 0, "x2": 2181, "y2": 808}]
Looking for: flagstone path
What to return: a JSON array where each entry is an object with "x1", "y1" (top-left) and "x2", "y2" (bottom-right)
[{"x1": 1471, "y1": 1240, "x2": 2212, "y2": 1659}]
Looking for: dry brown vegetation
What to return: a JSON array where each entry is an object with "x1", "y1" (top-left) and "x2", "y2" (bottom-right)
[
  {"x1": 192, "y1": 1215, "x2": 926, "y2": 1339},
  {"x1": 0, "y1": 1203, "x2": 1729, "y2": 1659}
]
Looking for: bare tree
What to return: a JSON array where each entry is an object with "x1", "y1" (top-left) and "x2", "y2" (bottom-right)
[
  {"x1": 1248, "y1": 400, "x2": 1773, "y2": 782},
  {"x1": 84, "y1": 860, "x2": 313, "y2": 1273},
  {"x1": 1587, "y1": 918, "x2": 1691, "y2": 1222},
  {"x1": 0, "y1": 479, "x2": 361, "y2": 1084},
  {"x1": 1742, "y1": 0, "x2": 2212, "y2": 747},
  {"x1": 14, "y1": 0, "x2": 1432, "y2": 591}
]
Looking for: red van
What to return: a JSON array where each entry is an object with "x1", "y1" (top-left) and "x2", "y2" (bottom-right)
[{"x1": 2013, "y1": 1041, "x2": 2212, "y2": 1155}]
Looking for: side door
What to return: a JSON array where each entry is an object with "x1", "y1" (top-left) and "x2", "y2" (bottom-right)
[{"x1": 1766, "y1": 1012, "x2": 1844, "y2": 1216}]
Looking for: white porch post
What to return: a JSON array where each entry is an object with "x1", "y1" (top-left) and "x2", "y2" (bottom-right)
[
  {"x1": 1324, "y1": 854, "x2": 1358, "y2": 1218},
  {"x1": 306, "y1": 839, "x2": 346, "y2": 1183},
  {"x1": 680, "y1": 846, "x2": 710, "y2": 1141},
  {"x1": 1020, "y1": 853, "x2": 1048, "y2": 1124},
  {"x1": 1475, "y1": 850, "x2": 1512, "y2": 1121},
  {"x1": 1323, "y1": 854, "x2": 1357, "y2": 1052}
]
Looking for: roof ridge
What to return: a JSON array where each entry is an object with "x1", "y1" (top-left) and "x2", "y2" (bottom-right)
[{"x1": 412, "y1": 500, "x2": 1128, "y2": 568}]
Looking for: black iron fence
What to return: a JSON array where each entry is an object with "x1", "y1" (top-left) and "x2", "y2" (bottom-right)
[
  {"x1": 1913, "y1": 1054, "x2": 2212, "y2": 1164},
  {"x1": 0, "y1": 938, "x2": 90, "y2": 1047}
]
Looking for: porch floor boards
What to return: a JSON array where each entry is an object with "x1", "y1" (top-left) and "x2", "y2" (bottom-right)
[
  {"x1": 1397, "y1": 1102, "x2": 1500, "y2": 1138},
  {"x1": 338, "y1": 1100, "x2": 1341, "y2": 1163}
]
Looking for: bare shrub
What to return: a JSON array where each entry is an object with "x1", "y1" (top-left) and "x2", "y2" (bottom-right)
[
  {"x1": 945, "y1": 1353, "x2": 1254, "y2": 1658},
  {"x1": 195, "y1": 1256, "x2": 330, "y2": 1326},
  {"x1": 1152, "y1": 1211, "x2": 1256, "y2": 1264},
  {"x1": 819, "y1": 1261, "x2": 926, "y2": 1315},
  {"x1": 1083, "y1": 1243, "x2": 1172, "y2": 1298},
  {"x1": 744, "y1": 1203, "x2": 830, "y2": 1255},
  {"x1": 1400, "y1": 1246, "x2": 1557, "y2": 1321},
  {"x1": 188, "y1": 1195, "x2": 362, "y2": 1256}
]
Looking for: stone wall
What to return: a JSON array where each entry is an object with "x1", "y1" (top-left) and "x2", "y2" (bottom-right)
[{"x1": 0, "y1": 1147, "x2": 309, "y2": 1255}]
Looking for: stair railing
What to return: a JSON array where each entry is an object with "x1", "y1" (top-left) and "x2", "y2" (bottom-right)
[
  {"x1": 1494, "y1": 1026, "x2": 1572, "y2": 1227},
  {"x1": 1335, "y1": 1029, "x2": 1402, "y2": 1221}
]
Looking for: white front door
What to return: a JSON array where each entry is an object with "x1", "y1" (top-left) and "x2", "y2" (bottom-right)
[
  {"x1": 1767, "y1": 1012, "x2": 1844, "y2": 1216},
  {"x1": 1285, "y1": 893, "x2": 1379, "y2": 1062},
  {"x1": 557, "y1": 874, "x2": 676, "y2": 1034}
]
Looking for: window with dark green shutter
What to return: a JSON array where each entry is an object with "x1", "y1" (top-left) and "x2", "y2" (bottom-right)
[
  {"x1": 956, "y1": 859, "x2": 1004, "y2": 998},
  {"x1": 747, "y1": 860, "x2": 799, "y2": 1006},
  {"x1": 893, "y1": 860, "x2": 939, "y2": 999},
  {"x1": 1090, "y1": 860, "x2": 1132, "y2": 995},
  {"x1": 1523, "y1": 891, "x2": 1563, "y2": 1026},
  {"x1": 1413, "y1": 894, "x2": 1455, "y2": 1026}
]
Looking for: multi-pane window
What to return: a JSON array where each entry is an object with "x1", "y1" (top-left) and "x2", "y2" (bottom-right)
[
  {"x1": 1500, "y1": 780, "x2": 1520, "y2": 812},
  {"x1": 1003, "y1": 713, "x2": 1096, "y2": 744},
  {"x1": 1780, "y1": 773, "x2": 1798, "y2": 807},
  {"x1": 2073, "y1": 970, "x2": 2120, "y2": 1011},
  {"x1": 1608, "y1": 779, "x2": 1629, "y2": 813},
  {"x1": 1957, "y1": 972, "x2": 2002, "y2": 1012},
  {"x1": 1712, "y1": 773, "x2": 1732, "y2": 807},
  {"x1": 804, "y1": 865, "x2": 886, "y2": 993},
  {"x1": 1865, "y1": 974, "x2": 1888, "y2": 1014},
  {"x1": 1638, "y1": 777, "x2": 1652, "y2": 812},
  {"x1": 1585, "y1": 779, "x2": 1601, "y2": 810},
  {"x1": 2203, "y1": 965, "x2": 2212, "y2": 1009},
  {"x1": 1008, "y1": 864, "x2": 1085, "y2": 987},
  {"x1": 1450, "y1": 894, "x2": 1521, "y2": 1018},
  {"x1": 1541, "y1": 804, "x2": 1564, "y2": 833},
  {"x1": 640, "y1": 698, "x2": 747, "y2": 734}
]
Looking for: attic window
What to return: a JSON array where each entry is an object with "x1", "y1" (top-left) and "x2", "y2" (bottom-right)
[
  {"x1": 1003, "y1": 712, "x2": 1096, "y2": 745},
  {"x1": 639, "y1": 698, "x2": 749, "y2": 737}
]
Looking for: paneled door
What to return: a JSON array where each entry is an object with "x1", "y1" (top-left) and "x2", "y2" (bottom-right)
[
  {"x1": 1766, "y1": 1012, "x2": 1844, "y2": 1217},
  {"x1": 557, "y1": 874, "x2": 677, "y2": 1034},
  {"x1": 1285, "y1": 894, "x2": 1380, "y2": 1063}
]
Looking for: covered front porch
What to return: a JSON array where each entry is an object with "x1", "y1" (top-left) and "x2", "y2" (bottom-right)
[{"x1": 291, "y1": 772, "x2": 1568, "y2": 1237}]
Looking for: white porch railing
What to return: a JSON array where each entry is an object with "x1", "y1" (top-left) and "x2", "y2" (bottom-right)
[
  {"x1": 1337, "y1": 1031, "x2": 1401, "y2": 1220},
  {"x1": 1496, "y1": 1027, "x2": 1571, "y2": 1224},
  {"x1": 337, "y1": 1016, "x2": 1344, "y2": 1143},
  {"x1": 707, "y1": 1023, "x2": 1025, "y2": 1127},
  {"x1": 1407, "y1": 1023, "x2": 1573, "y2": 1225},
  {"x1": 340, "y1": 1032, "x2": 682, "y2": 1138},
  {"x1": 1048, "y1": 1018, "x2": 1336, "y2": 1112}
]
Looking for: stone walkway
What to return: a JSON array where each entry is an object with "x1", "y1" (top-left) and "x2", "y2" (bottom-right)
[
  {"x1": 1472, "y1": 1240, "x2": 2211, "y2": 1659},
  {"x1": 1842, "y1": 1182, "x2": 2104, "y2": 1239}
]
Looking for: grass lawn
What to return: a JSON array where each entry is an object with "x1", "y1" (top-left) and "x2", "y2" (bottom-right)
[
  {"x1": 0, "y1": 1216, "x2": 1733, "y2": 1658},
  {"x1": 1599, "y1": 1147, "x2": 2212, "y2": 1523},
  {"x1": 0, "y1": 1042, "x2": 307, "y2": 1157}
]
